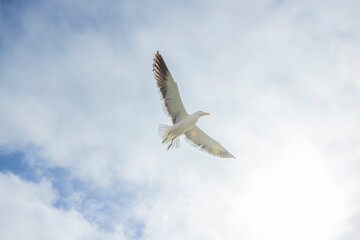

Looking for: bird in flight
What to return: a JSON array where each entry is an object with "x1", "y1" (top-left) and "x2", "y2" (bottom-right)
[{"x1": 152, "y1": 51, "x2": 235, "y2": 158}]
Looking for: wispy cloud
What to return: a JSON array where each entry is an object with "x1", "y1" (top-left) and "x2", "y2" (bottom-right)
[
  {"x1": 0, "y1": 0, "x2": 359, "y2": 239},
  {"x1": 0, "y1": 173, "x2": 124, "y2": 240}
]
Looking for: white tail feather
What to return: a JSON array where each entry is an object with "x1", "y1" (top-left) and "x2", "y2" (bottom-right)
[
  {"x1": 158, "y1": 124, "x2": 180, "y2": 150},
  {"x1": 158, "y1": 124, "x2": 171, "y2": 141}
]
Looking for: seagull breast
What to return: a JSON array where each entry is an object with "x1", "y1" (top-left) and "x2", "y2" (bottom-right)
[{"x1": 169, "y1": 113, "x2": 200, "y2": 137}]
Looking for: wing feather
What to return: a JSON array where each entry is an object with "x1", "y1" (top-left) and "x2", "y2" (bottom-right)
[
  {"x1": 153, "y1": 51, "x2": 188, "y2": 124},
  {"x1": 185, "y1": 126, "x2": 235, "y2": 158}
]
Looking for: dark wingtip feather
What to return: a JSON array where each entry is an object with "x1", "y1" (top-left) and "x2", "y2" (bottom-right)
[{"x1": 153, "y1": 51, "x2": 170, "y2": 100}]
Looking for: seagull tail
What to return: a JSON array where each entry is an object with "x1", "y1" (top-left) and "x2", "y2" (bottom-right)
[
  {"x1": 158, "y1": 124, "x2": 171, "y2": 143},
  {"x1": 158, "y1": 124, "x2": 180, "y2": 150}
]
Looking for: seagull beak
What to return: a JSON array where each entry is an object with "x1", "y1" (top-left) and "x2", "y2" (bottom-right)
[{"x1": 203, "y1": 112, "x2": 210, "y2": 116}]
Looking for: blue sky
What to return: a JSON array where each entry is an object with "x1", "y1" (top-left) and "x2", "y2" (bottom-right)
[{"x1": 1, "y1": 0, "x2": 360, "y2": 239}]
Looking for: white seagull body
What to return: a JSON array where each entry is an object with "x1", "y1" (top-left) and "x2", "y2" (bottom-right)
[{"x1": 153, "y1": 51, "x2": 235, "y2": 158}]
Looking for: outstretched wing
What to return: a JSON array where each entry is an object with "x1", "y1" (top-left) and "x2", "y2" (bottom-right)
[
  {"x1": 185, "y1": 126, "x2": 235, "y2": 158},
  {"x1": 153, "y1": 51, "x2": 188, "y2": 124}
]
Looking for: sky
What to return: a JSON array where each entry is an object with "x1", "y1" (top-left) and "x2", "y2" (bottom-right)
[{"x1": 0, "y1": 0, "x2": 359, "y2": 239}]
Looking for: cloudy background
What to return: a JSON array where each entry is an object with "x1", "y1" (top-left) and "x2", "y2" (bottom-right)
[{"x1": 0, "y1": 0, "x2": 359, "y2": 239}]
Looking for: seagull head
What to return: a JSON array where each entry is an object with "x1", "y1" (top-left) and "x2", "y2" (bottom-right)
[{"x1": 196, "y1": 111, "x2": 210, "y2": 117}]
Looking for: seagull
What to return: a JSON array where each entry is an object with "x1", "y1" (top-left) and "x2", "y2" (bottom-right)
[{"x1": 152, "y1": 51, "x2": 235, "y2": 158}]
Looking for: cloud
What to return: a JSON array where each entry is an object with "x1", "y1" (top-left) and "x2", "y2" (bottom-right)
[
  {"x1": 0, "y1": 173, "x2": 123, "y2": 240},
  {"x1": 132, "y1": 130, "x2": 356, "y2": 239},
  {"x1": 0, "y1": 0, "x2": 359, "y2": 239}
]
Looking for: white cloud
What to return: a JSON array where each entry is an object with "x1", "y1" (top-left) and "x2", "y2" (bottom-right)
[
  {"x1": 0, "y1": 173, "x2": 123, "y2": 240},
  {"x1": 0, "y1": 0, "x2": 359, "y2": 239},
  {"x1": 133, "y1": 131, "x2": 356, "y2": 239}
]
